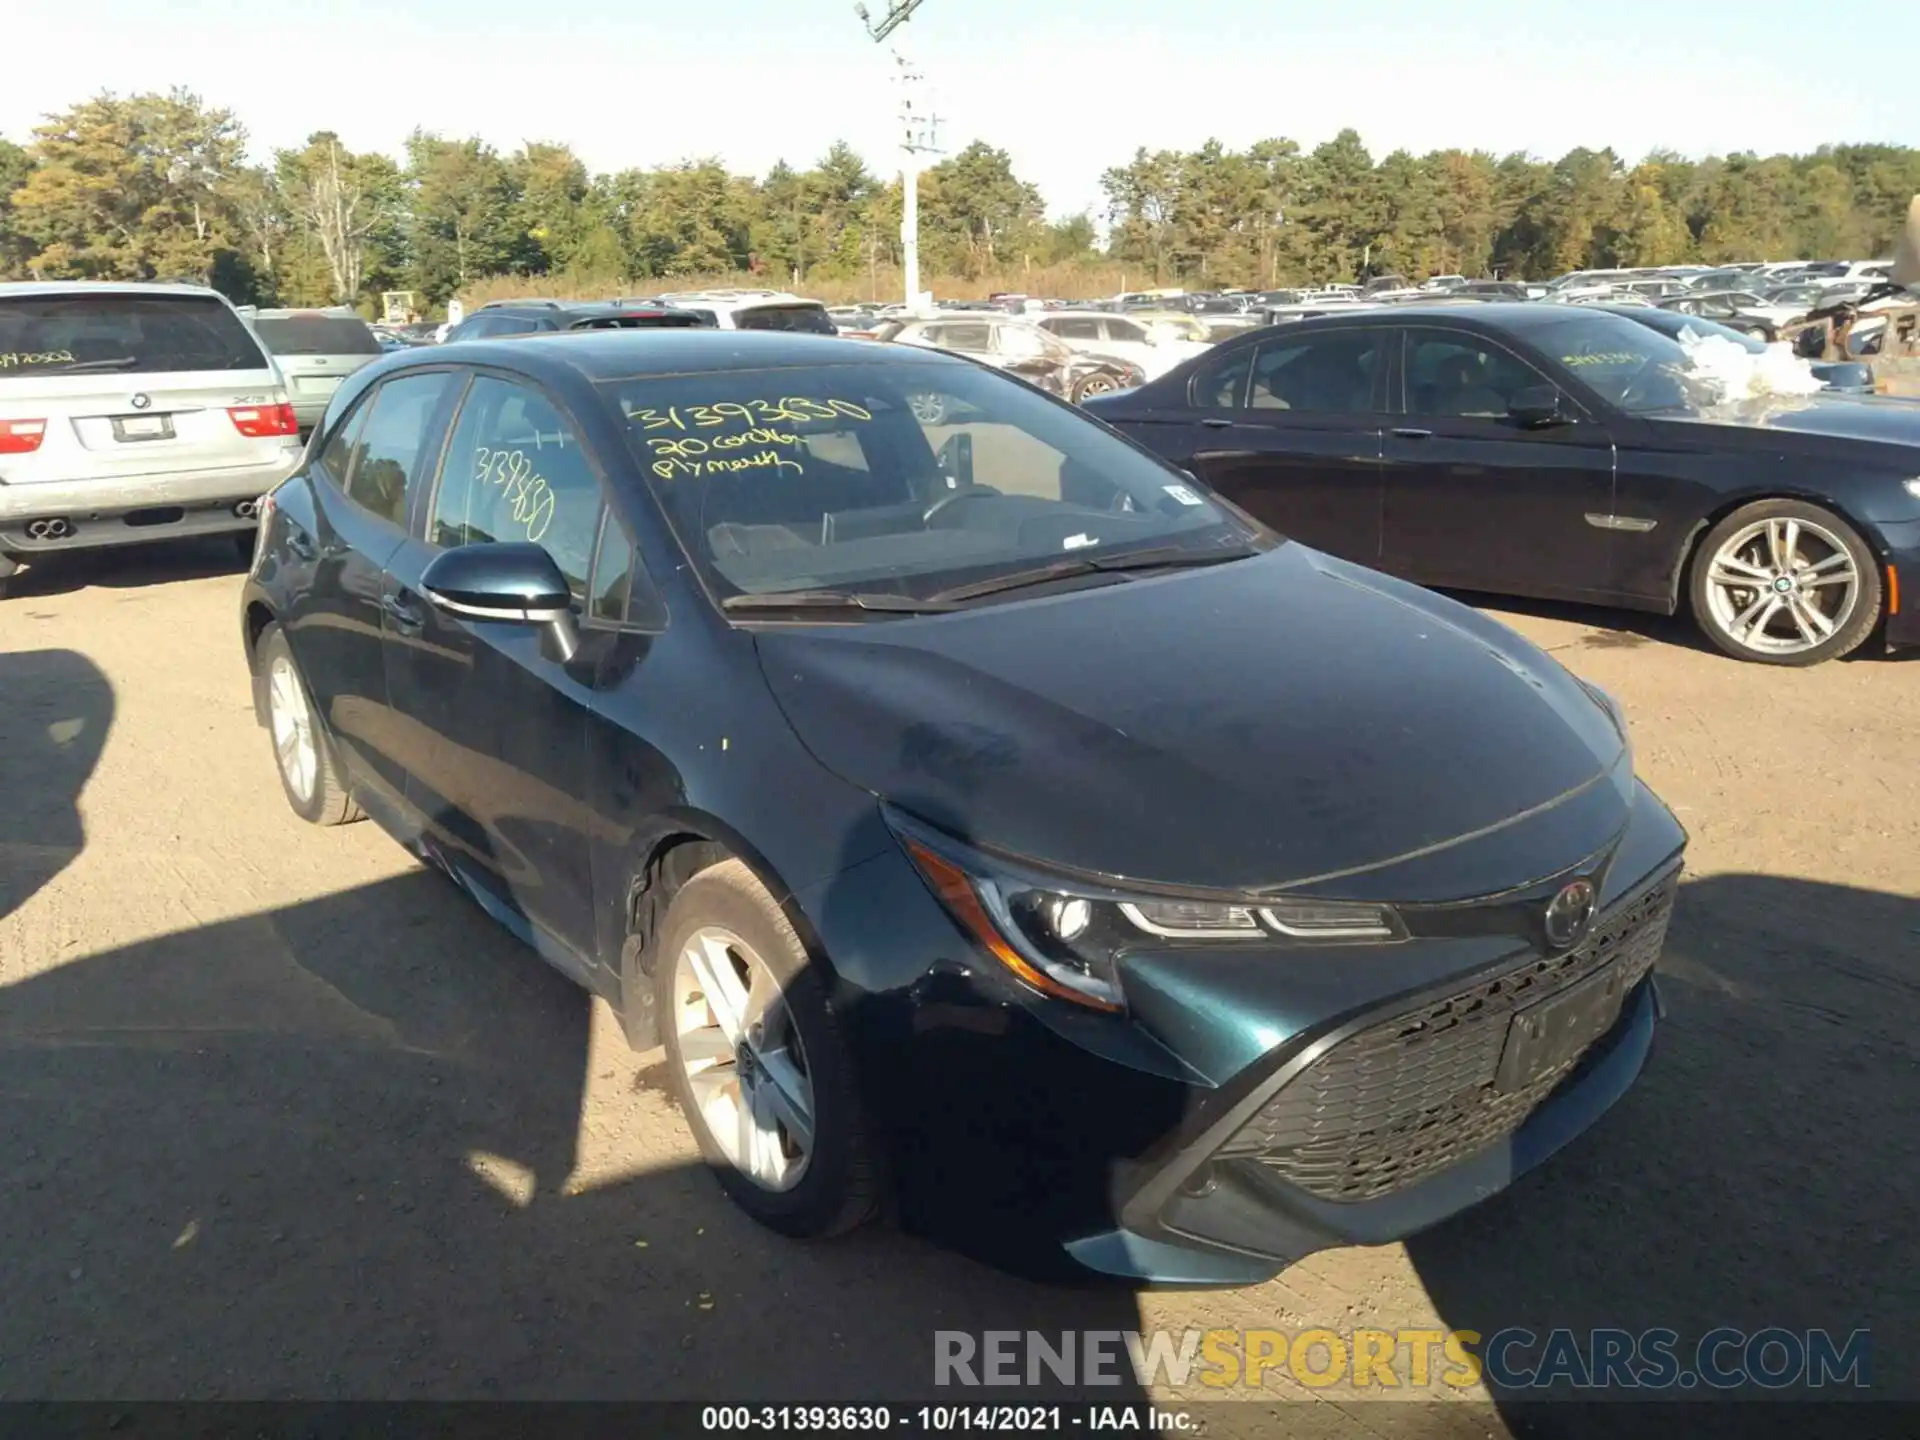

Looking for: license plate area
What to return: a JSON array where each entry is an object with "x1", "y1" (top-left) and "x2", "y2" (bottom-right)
[
  {"x1": 111, "y1": 414, "x2": 175, "y2": 442},
  {"x1": 1495, "y1": 961, "x2": 1628, "y2": 1092}
]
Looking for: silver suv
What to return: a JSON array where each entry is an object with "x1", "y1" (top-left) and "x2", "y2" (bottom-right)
[
  {"x1": 240, "y1": 307, "x2": 383, "y2": 437},
  {"x1": 0, "y1": 281, "x2": 304, "y2": 595}
]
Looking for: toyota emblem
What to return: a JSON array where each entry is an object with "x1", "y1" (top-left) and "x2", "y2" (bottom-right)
[
  {"x1": 1543, "y1": 879, "x2": 1598, "y2": 950},
  {"x1": 129, "y1": 393, "x2": 151, "y2": 410}
]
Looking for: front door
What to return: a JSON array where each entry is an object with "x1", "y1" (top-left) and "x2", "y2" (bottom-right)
[
  {"x1": 382, "y1": 372, "x2": 609, "y2": 958},
  {"x1": 1380, "y1": 327, "x2": 1619, "y2": 602},
  {"x1": 1177, "y1": 327, "x2": 1392, "y2": 565}
]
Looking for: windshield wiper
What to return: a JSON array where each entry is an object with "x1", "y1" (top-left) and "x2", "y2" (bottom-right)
[
  {"x1": 929, "y1": 543, "x2": 1261, "y2": 604},
  {"x1": 722, "y1": 589, "x2": 959, "y2": 614}
]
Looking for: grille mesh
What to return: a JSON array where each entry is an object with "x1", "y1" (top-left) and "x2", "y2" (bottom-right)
[{"x1": 1218, "y1": 876, "x2": 1677, "y2": 1203}]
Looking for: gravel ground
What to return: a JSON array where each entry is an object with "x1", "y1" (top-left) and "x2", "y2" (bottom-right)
[{"x1": 2, "y1": 537, "x2": 1915, "y2": 1429}]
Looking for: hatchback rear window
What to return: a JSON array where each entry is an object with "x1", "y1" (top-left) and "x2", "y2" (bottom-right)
[
  {"x1": 0, "y1": 293, "x2": 269, "y2": 376},
  {"x1": 733, "y1": 304, "x2": 836, "y2": 335},
  {"x1": 250, "y1": 315, "x2": 383, "y2": 356}
]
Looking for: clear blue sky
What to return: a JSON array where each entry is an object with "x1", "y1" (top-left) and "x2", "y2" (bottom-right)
[{"x1": 7, "y1": 0, "x2": 1911, "y2": 218}]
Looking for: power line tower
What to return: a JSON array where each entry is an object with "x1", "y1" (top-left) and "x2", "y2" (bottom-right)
[{"x1": 855, "y1": 2, "x2": 941, "y2": 311}]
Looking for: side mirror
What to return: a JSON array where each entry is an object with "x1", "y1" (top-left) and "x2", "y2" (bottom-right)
[
  {"x1": 936, "y1": 432, "x2": 974, "y2": 488},
  {"x1": 421, "y1": 542, "x2": 580, "y2": 661},
  {"x1": 1508, "y1": 384, "x2": 1568, "y2": 428}
]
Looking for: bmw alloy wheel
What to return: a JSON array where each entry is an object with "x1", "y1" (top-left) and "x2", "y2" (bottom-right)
[
  {"x1": 672, "y1": 925, "x2": 815, "y2": 1192},
  {"x1": 1701, "y1": 515, "x2": 1861, "y2": 658},
  {"x1": 266, "y1": 654, "x2": 318, "y2": 804}
]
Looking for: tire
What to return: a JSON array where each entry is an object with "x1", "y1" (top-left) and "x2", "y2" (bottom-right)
[
  {"x1": 907, "y1": 392, "x2": 949, "y2": 426},
  {"x1": 1688, "y1": 499, "x2": 1881, "y2": 666},
  {"x1": 656, "y1": 858, "x2": 877, "y2": 1239},
  {"x1": 1072, "y1": 373, "x2": 1121, "y2": 404},
  {"x1": 258, "y1": 625, "x2": 363, "y2": 824}
]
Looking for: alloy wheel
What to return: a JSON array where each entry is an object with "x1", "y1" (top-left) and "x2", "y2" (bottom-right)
[
  {"x1": 1076, "y1": 375, "x2": 1120, "y2": 400},
  {"x1": 672, "y1": 925, "x2": 815, "y2": 1192},
  {"x1": 266, "y1": 655, "x2": 318, "y2": 803},
  {"x1": 1702, "y1": 516, "x2": 1861, "y2": 657}
]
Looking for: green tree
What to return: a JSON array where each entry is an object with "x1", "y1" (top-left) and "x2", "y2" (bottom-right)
[
  {"x1": 403, "y1": 132, "x2": 520, "y2": 300},
  {"x1": 0, "y1": 136, "x2": 34, "y2": 277}
]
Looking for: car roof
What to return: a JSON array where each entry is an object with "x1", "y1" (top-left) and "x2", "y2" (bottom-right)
[
  {"x1": 1271, "y1": 301, "x2": 1619, "y2": 336},
  {"x1": 428, "y1": 327, "x2": 963, "y2": 381},
  {"x1": 0, "y1": 280, "x2": 234, "y2": 301}
]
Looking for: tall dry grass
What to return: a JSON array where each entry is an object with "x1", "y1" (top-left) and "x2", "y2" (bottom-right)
[{"x1": 458, "y1": 260, "x2": 1167, "y2": 309}]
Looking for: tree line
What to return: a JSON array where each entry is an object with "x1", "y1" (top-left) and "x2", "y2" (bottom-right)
[{"x1": 2, "y1": 89, "x2": 1915, "y2": 314}]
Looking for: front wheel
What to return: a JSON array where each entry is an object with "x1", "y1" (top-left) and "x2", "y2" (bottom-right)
[
  {"x1": 657, "y1": 858, "x2": 878, "y2": 1238},
  {"x1": 1688, "y1": 500, "x2": 1881, "y2": 665},
  {"x1": 907, "y1": 392, "x2": 949, "y2": 425},
  {"x1": 1072, "y1": 373, "x2": 1122, "y2": 404}
]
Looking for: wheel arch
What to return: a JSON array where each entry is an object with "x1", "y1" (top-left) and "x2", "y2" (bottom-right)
[
  {"x1": 1667, "y1": 486, "x2": 1893, "y2": 617},
  {"x1": 242, "y1": 600, "x2": 278, "y2": 723},
  {"x1": 616, "y1": 810, "x2": 839, "y2": 1050}
]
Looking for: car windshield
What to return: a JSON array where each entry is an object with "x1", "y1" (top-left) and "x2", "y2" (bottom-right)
[
  {"x1": 250, "y1": 314, "x2": 382, "y2": 356},
  {"x1": 1528, "y1": 310, "x2": 1706, "y2": 414},
  {"x1": 0, "y1": 293, "x2": 268, "y2": 376},
  {"x1": 601, "y1": 359, "x2": 1265, "y2": 606}
]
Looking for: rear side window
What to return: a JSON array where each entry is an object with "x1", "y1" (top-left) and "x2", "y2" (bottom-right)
[
  {"x1": 340, "y1": 372, "x2": 455, "y2": 528},
  {"x1": 733, "y1": 304, "x2": 836, "y2": 335},
  {"x1": 0, "y1": 293, "x2": 268, "y2": 376},
  {"x1": 251, "y1": 315, "x2": 382, "y2": 357}
]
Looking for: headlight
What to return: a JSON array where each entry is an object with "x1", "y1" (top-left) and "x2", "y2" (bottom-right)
[
  {"x1": 897, "y1": 820, "x2": 1404, "y2": 1014},
  {"x1": 1903, "y1": 478, "x2": 1920, "y2": 500}
]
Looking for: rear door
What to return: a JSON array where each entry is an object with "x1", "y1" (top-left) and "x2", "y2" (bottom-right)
[
  {"x1": 382, "y1": 372, "x2": 609, "y2": 958},
  {"x1": 1143, "y1": 328, "x2": 1390, "y2": 565},
  {"x1": 1379, "y1": 326, "x2": 1618, "y2": 601},
  {"x1": 249, "y1": 313, "x2": 384, "y2": 434},
  {"x1": 0, "y1": 290, "x2": 290, "y2": 483},
  {"x1": 291, "y1": 369, "x2": 461, "y2": 807}
]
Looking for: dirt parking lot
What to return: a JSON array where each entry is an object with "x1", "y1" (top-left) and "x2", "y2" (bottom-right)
[{"x1": 2, "y1": 536, "x2": 1915, "y2": 1424}]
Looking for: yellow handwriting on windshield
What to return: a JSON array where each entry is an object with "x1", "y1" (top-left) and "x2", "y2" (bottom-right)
[
  {"x1": 630, "y1": 398, "x2": 872, "y2": 431},
  {"x1": 646, "y1": 428, "x2": 799, "y2": 459},
  {"x1": 1562, "y1": 352, "x2": 1643, "y2": 368},
  {"x1": 0, "y1": 350, "x2": 77, "y2": 369},
  {"x1": 472, "y1": 446, "x2": 557, "y2": 544},
  {"x1": 650, "y1": 448, "x2": 806, "y2": 482}
]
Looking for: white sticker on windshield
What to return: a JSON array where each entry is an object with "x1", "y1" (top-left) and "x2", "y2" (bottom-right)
[
  {"x1": 1163, "y1": 484, "x2": 1204, "y2": 506},
  {"x1": 1063, "y1": 533, "x2": 1100, "y2": 551}
]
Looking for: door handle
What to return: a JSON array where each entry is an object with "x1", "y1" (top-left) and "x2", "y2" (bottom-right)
[
  {"x1": 1200, "y1": 417, "x2": 1234, "y2": 429},
  {"x1": 381, "y1": 593, "x2": 426, "y2": 632},
  {"x1": 1391, "y1": 427, "x2": 1434, "y2": 440}
]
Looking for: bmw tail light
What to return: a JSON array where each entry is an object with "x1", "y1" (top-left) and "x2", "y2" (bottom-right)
[
  {"x1": 0, "y1": 418, "x2": 48, "y2": 454},
  {"x1": 228, "y1": 403, "x2": 299, "y2": 438}
]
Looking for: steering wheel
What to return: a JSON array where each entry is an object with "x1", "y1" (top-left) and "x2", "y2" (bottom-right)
[{"x1": 922, "y1": 483, "x2": 1002, "y2": 526}]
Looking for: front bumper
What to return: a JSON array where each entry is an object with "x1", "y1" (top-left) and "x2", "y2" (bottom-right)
[
  {"x1": 0, "y1": 455, "x2": 298, "y2": 554},
  {"x1": 815, "y1": 783, "x2": 1686, "y2": 1285},
  {"x1": 1879, "y1": 517, "x2": 1920, "y2": 651}
]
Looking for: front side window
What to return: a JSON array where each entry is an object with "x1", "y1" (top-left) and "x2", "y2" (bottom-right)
[
  {"x1": 604, "y1": 361, "x2": 1265, "y2": 605},
  {"x1": 341, "y1": 371, "x2": 454, "y2": 527},
  {"x1": 1403, "y1": 332, "x2": 1550, "y2": 419},
  {"x1": 430, "y1": 376, "x2": 605, "y2": 598},
  {"x1": 0, "y1": 293, "x2": 268, "y2": 376},
  {"x1": 1104, "y1": 318, "x2": 1147, "y2": 344},
  {"x1": 1247, "y1": 331, "x2": 1384, "y2": 413},
  {"x1": 1526, "y1": 310, "x2": 1700, "y2": 414},
  {"x1": 1052, "y1": 318, "x2": 1103, "y2": 342}
]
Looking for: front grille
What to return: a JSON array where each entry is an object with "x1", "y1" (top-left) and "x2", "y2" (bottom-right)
[{"x1": 1217, "y1": 875, "x2": 1677, "y2": 1203}]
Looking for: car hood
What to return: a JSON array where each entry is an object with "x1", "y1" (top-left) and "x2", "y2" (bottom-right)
[
  {"x1": 754, "y1": 546, "x2": 1630, "y2": 898},
  {"x1": 1654, "y1": 392, "x2": 1920, "y2": 449}
]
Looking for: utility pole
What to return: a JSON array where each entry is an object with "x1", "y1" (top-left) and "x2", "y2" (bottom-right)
[{"x1": 855, "y1": 2, "x2": 941, "y2": 312}]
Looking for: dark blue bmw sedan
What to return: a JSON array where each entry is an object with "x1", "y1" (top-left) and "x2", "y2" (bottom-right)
[{"x1": 239, "y1": 330, "x2": 1686, "y2": 1284}]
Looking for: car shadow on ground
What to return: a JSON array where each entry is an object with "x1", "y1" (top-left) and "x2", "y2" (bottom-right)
[
  {"x1": 1439, "y1": 588, "x2": 1713, "y2": 656},
  {"x1": 1409, "y1": 871, "x2": 1919, "y2": 1433},
  {"x1": 0, "y1": 865, "x2": 1157, "y2": 1401},
  {"x1": 2, "y1": 534, "x2": 252, "y2": 602}
]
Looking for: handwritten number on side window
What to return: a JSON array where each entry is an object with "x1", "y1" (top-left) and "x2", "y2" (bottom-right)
[{"x1": 472, "y1": 446, "x2": 556, "y2": 544}]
